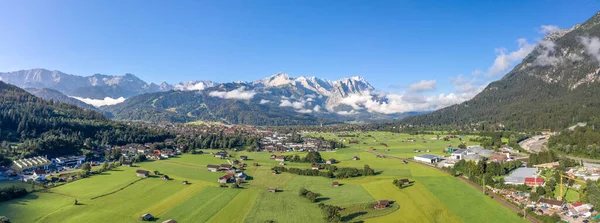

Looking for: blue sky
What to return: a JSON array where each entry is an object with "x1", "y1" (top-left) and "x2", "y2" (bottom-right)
[{"x1": 1, "y1": 0, "x2": 599, "y2": 98}]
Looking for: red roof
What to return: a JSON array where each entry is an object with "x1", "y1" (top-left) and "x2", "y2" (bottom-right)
[
  {"x1": 524, "y1": 177, "x2": 544, "y2": 185},
  {"x1": 573, "y1": 202, "x2": 583, "y2": 207},
  {"x1": 220, "y1": 174, "x2": 234, "y2": 180}
]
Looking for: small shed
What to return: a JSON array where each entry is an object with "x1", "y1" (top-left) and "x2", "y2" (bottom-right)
[
  {"x1": 182, "y1": 180, "x2": 189, "y2": 185},
  {"x1": 352, "y1": 156, "x2": 359, "y2": 161},
  {"x1": 240, "y1": 155, "x2": 248, "y2": 160},
  {"x1": 272, "y1": 170, "x2": 278, "y2": 175},
  {"x1": 332, "y1": 181, "x2": 340, "y2": 187},
  {"x1": 122, "y1": 161, "x2": 131, "y2": 167},
  {"x1": 268, "y1": 187, "x2": 277, "y2": 192},
  {"x1": 253, "y1": 163, "x2": 259, "y2": 166},
  {"x1": 162, "y1": 220, "x2": 177, "y2": 223},
  {"x1": 161, "y1": 175, "x2": 170, "y2": 181},
  {"x1": 136, "y1": 170, "x2": 150, "y2": 178},
  {"x1": 141, "y1": 213, "x2": 153, "y2": 221}
]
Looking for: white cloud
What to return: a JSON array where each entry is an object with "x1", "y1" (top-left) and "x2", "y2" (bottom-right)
[
  {"x1": 408, "y1": 80, "x2": 436, "y2": 92},
  {"x1": 259, "y1": 99, "x2": 271, "y2": 104},
  {"x1": 208, "y1": 87, "x2": 256, "y2": 100},
  {"x1": 580, "y1": 36, "x2": 600, "y2": 62},
  {"x1": 71, "y1": 96, "x2": 126, "y2": 107},
  {"x1": 533, "y1": 40, "x2": 562, "y2": 66},
  {"x1": 337, "y1": 110, "x2": 358, "y2": 116},
  {"x1": 296, "y1": 109, "x2": 313, "y2": 114},
  {"x1": 486, "y1": 38, "x2": 535, "y2": 77},
  {"x1": 540, "y1": 25, "x2": 561, "y2": 35},
  {"x1": 339, "y1": 92, "x2": 373, "y2": 109},
  {"x1": 279, "y1": 99, "x2": 306, "y2": 109},
  {"x1": 471, "y1": 69, "x2": 482, "y2": 76}
]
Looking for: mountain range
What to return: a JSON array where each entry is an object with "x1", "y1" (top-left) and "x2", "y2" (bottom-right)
[
  {"x1": 400, "y1": 12, "x2": 600, "y2": 131},
  {"x1": 0, "y1": 69, "x2": 416, "y2": 125}
]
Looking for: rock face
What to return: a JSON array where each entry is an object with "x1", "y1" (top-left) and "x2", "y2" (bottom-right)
[{"x1": 401, "y1": 11, "x2": 600, "y2": 130}]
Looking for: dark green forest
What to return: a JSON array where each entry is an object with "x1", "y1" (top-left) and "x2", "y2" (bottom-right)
[{"x1": 0, "y1": 81, "x2": 170, "y2": 158}]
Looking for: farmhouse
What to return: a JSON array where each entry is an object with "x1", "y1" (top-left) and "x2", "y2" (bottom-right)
[
  {"x1": 272, "y1": 170, "x2": 278, "y2": 175},
  {"x1": 268, "y1": 187, "x2": 277, "y2": 192},
  {"x1": 236, "y1": 172, "x2": 247, "y2": 181},
  {"x1": 326, "y1": 159, "x2": 335, "y2": 164},
  {"x1": 524, "y1": 177, "x2": 544, "y2": 187},
  {"x1": 121, "y1": 161, "x2": 131, "y2": 167},
  {"x1": 136, "y1": 170, "x2": 150, "y2": 178},
  {"x1": 33, "y1": 169, "x2": 46, "y2": 181},
  {"x1": 414, "y1": 154, "x2": 441, "y2": 163},
  {"x1": 161, "y1": 175, "x2": 170, "y2": 180},
  {"x1": 207, "y1": 165, "x2": 220, "y2": 172},
  {"x1": 218, "y1": 174, "x2": 234, "y2": 184},
  {"x1": 352, "y1": 156, "x2": 359, "y2": 160},
  {"x1": 537, "y1": 198, "x2": 564, "y2": 209},
  {"x1": 504, "y1": 167, "x2": 539, "y2": 185},
  {"x1": 332, "y1": 181, "x2": 339, "y2": 187},
  {"x1": 374, "y1": 200, "x2": 389, "y2": 209},
  {"x1": 275, "y1": 156, "x2": 285, "y2": 162},
  {"x1": 270, "y1": 154, "x2": 277, "y2": 159},
  {"x1": 214, "y1": 151, "x2": 227, "y2": 159},
  {"x1": 240, "y1": 155, "x2": 248, "y2": 160}
]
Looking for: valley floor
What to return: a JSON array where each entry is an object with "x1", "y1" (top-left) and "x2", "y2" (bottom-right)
[{"x1": 0, "y1": 132, "x2": 526, "y2": 223}]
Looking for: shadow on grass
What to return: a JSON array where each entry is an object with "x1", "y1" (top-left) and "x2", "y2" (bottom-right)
[
  {"x1": 315, "y1": 197, "x2": 330, "y2": 202},
  {"x1": 341, "y1": 212, "x2": 367, "y2": 222}
]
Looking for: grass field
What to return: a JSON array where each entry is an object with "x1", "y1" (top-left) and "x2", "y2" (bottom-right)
[{"x1": 0, "y1": 132, "x2": 526, "y2": 223}]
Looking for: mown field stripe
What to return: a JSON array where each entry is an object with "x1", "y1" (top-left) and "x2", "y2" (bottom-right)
[
  {"x1": 207, "y1": 188, "x2": 260, "y2": 223},
  {"x1": 136, "y1": 182, "x2": 208, "y2": 217}
]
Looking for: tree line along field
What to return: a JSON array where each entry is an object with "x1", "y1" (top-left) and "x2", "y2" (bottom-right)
[{"x1": 0, "y1": 132, "x2": 525, "y2": 223}]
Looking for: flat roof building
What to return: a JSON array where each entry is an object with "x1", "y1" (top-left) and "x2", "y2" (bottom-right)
[
  {"x1": 504, "y1": 167, "x2": 539, "y2": 185},
  {"x1": 414, "y1": 154, "x2": 441, "y2": 163}
]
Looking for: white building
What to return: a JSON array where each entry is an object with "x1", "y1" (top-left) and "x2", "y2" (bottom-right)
[
  {"x1": 450, "y1": 149, "x2": 467, "y2": 160},
  {"x1": 414, "y1": 154, "x2": 441, "y2": 163}
]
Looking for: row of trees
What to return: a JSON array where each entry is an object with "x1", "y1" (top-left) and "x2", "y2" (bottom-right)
[
  {"x1": 284, "y1": 151, "x2": 323, "y2": 163},
  {"x1": 272, "y1": 165, "x2": 375, "y2": 179},
  {"x1": 0, "y1": 186, "x2": 27, "y2": 202},
  {"x1": 299, "y1": 188, "x2": 321, "y2": 202}
]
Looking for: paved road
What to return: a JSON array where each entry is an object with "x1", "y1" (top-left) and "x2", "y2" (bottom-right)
[
  {"x1": 361, "y1": 149, "x2": 540, "y2": 223},
  {"x1": 519, "y1": 136, "x2": 548, "y2": 153}
]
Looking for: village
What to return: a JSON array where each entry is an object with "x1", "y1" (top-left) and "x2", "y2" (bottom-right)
[{"x1": 413, "y1": 144, "x2": 599, "y2": 223}]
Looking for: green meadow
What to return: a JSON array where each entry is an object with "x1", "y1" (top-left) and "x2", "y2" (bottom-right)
[{"x1": 0, "y1": 132, "x2": 525, "y2": 223}]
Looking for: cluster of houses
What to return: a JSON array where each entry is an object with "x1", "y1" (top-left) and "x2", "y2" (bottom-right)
[
  {"x1": 206, "y1": 156, "x2": 249, "y2": 184},
  {"x1": 565, "y1": 166, "x2": 600, "y2": 181},
  {"x1": 260, "y1": 134, "x2": 332, "y2": 152},
  {"x1": 115, "y1": 143, "x2": 181, "y2": 160},
  {"x1": 413, "y1": 145, "x2": 524, "y2": 168}
]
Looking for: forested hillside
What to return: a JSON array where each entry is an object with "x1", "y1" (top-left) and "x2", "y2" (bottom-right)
[
  {"x1": 549, "y1": 127, "x2": 600, "y2": 158},
  {"x1": 401, "y1": 12, "x2": 600, "y2": 131},
  {"x1": 102, "y1": 89, "x2": 330, "y2": 126},
  {"x1": 0, "y1": 81, "x2": 170, "y2": 158}
]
